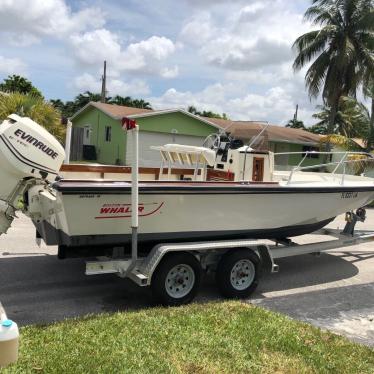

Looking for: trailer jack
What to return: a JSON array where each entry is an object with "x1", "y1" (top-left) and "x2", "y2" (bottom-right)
[{"x1": 343, "y1": 208, "x2": 366, "y2": 236}]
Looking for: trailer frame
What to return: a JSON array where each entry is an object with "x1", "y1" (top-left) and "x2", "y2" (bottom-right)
[{"x1": 85, "y1": 211, "x2": 374, "y2": 305}]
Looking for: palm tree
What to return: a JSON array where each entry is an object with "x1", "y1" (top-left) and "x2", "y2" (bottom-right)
[
  {"x1": 131, "y1": 99, "x2": 152, "y2": 109},
  {"x1": 0, "y1": 75, "x2": 43, "y2": 98},
  {"x1": 285, "y1": 119, "x2": 306, "y2": 129},
  {"x1": 312, "y1": 96, "x2": 370, "y2": 138},
  {"x1": 187, "y1": 105, "x2": 228, "y2": 119},
  {"x1": 293, "y1": 0, "x2": 374, "y2": 137},
  {"x1": 0, "y1": 93, "x2": 65, "y2": 143},
  {"x1": 74, "y1": 91, "x2": 103, "y2": 108},
  {"x1": 188, "y1": 105, "x2": 200, "y2": 115},
  {"x1": 49, "y1": 99, "x2": 65, "y2": 112},
  {"x1": 110, "y1": 95, "x2": 134, "y2": 106}
]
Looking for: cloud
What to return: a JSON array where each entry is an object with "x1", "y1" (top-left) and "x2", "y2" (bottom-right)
[
  {"x1": 73, "y1": 73, "x2": 150, "y2": 97},
  {"x1": 171, "y1": 1, "x2": 318, "y2": 125},
  {"x1": 204, "y1": 37, "x2": 291, "y2": 70},
  {"x1": 70, "y1": 29, "x2": 121, "y2": 66},
  {"x1": 180, "y1": 13, "x2": 216, "y2": 45},
  {"x1": 180, "y1": 1, "x2": 311, "y2": 72},
  {"x1": 236, "y1": 3, "x2": 268, "y2": 23},
  {"x1": 0, "y1": 0, "x2": 319, "y2": 127},
  {"x1": 160, "y1": 66, "x2": 179, "y2": 79},
  {"x1": 0, "y1": 56, "x2": 27, "y2": 76},
  {"x1": 185, "y1": 0, "x2": 246, "y2": 7},
  {"x1": 121, "y1": 36, "x2": 177, "y2": 72},
  {"x1": 0, "y1": 0, "x2": 105, "y2": 45},
  {"x1": 70, "y1": 30, "x2": 178, "y2": 77},
  {"x1": 148, "y1": 81, "x2": 315, "y2": 126}
]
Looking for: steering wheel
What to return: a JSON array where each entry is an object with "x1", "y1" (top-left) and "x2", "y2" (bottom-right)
[{"x1": 203, "y1": 133, "x2": 221, "y2": 151}]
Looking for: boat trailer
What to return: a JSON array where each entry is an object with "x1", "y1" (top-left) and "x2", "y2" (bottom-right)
[
  {"x1": 82, "y1": 121, "x2": 374, "y2": 306},
  {"x1": 85, "y1": 208, "x2": 374, "y2": 306}
]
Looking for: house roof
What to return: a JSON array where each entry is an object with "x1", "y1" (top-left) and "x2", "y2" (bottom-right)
[
  {"x1": 71, "y1": 101, "x2": 153, "y2": 120},
  {"x1": 71, "y1": 101, "x2": 320, "y2": 146},
  {"x1": 205, "y1": 118, "x2": 321, "y2": 145},
  {"x1": 71, "y1": 101, "x2": 221, "y2": 129}
]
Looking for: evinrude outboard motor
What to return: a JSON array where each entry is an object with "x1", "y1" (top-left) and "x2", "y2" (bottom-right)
[{"x1": 0, "y1": 114, "x2": 65, "y2": 234}]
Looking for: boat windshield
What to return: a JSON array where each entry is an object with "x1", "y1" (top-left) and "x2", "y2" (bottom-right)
[{"x1": 273, "y1": 151, "x2": 374, "y2": 184}]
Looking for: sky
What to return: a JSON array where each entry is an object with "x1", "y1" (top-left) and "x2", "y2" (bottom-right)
[{"x1": 0, "y1": 0, "x2": 322, "y2": 126}]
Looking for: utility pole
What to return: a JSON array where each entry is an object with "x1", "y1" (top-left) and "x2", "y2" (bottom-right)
[
  {"x1": 293, "y1": 104, "x2": 298, "y2": 122},
  {"x1": 100, "y1": 60, "x2": 107, "y2": 103}
]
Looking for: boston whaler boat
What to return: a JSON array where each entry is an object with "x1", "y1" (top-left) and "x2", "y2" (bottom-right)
[{"x1": 1, "y1": 114, "x2": 374, "y2": 305}]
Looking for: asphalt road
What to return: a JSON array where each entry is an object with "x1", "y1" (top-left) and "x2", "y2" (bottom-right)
[{"x1": 1, "y1": 212, "x2": 374, "y2": 346}]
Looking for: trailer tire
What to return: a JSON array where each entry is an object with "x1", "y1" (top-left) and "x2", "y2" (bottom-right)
[
  {"x1": 151, "y1": 252, "x2": 201, "y2": 306},
  {"x1": 216, "y1": 249, "x2": 260, "y2": 299}
]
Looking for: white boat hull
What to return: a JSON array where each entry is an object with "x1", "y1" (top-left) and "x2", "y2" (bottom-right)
[{"x1": 32, "y1": 180, "x2": 374, "y2": 249}]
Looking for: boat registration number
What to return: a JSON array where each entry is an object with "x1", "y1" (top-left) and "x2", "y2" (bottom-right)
[{"x1": 341, "y1": 192, "x2": 358, "y2": 199}]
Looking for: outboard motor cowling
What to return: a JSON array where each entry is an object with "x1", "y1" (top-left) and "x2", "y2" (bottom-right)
[{"x1": 0, "y1": 114, "x2": 65, "y2": 201}]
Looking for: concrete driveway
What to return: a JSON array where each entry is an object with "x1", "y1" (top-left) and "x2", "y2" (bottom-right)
[{"x1": 1, "y1": 211, "x2": 373, "y2": 346}]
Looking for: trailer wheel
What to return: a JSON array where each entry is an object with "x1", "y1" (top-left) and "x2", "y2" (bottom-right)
[
  {"x1": 151, "y1": 252, "x2": 201, "y2": 306},
  {"x1": 216, "y1": 249, "x2": 260, "y2": 299}
]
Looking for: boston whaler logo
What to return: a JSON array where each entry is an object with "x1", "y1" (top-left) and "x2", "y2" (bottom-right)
[
  {"x1": 95, "y1": 202, "x2": 164, "y2": 219},
  {"x1": 14, "y1": 129, "x2": 59, "y2": 159}
]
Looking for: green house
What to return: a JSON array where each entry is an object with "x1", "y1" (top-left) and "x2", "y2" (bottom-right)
[
  {"x1": 70, "y1": 102, "x2": 324, "y2": 169},
  {"x1": 70, "y1": 102, "x2": 220, "y2": 166}
]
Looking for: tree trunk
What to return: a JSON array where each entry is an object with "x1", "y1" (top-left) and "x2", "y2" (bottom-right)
[{"x1": 325, "y1": 95, "x2": 339, "y2": 153}]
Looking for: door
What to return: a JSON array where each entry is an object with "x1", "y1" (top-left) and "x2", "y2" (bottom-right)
[
  {"x1": 70, "y1": 127, "x2": 84, "y2": 161},
  {"x1": 252, "y1": 157, "x2": 264, "y2": 182}
]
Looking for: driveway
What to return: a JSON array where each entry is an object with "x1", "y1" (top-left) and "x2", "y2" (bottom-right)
[{"x1": 1, "y1": 211, "x2": 373, "y2": 346}]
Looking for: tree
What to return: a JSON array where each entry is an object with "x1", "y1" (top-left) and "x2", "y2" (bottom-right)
[
  {"x1": 49, "y1": 99, "x2": 65, "y2": 112},
  {"x1": 0, "y1": 75, "x2": 43, "y2": 98},
  {"x1": 312, "y1": 96, "x2": 370, "y2": 139},
  {"x1": 50, "y1": 91, "x2": 106, "y2": 119},
  {"x1": 74, "y1": 91, "x2": 104, "y2": 109},
  {"x1": 110, "y1": 95, "x2": 134, "y2": 106},
  {"x1": 285, "y1": 119, "x2": 306, "y2": 129},
  {"x1": 109, "y1": 96, "x2": 152, "y2": 109},
  {"x1": 187, "y1": 105, "x2": 228, "y2": 119},
  {"x1": 131, "y1": 98, "x2": 152, "y2": 109},
  {"x1": 0, "y1": 93, "x2": 65, "y2": 143},
  {"x1": 50, "y1": 93, "x2": 154, "y2": 118},
  {"x1": 293, "y1": 0, "x2": 374, "y2": 137},
  {"x1": 187, "y1": 105, "x2": 199, "y2": 115},
  {"x1": 308, "y1": 122, "x2": 328, "y2": 134}
]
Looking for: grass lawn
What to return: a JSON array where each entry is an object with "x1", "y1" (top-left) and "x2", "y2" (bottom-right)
[{"x1": 3, "y1": 301, "x2": 374, "y2": 374}]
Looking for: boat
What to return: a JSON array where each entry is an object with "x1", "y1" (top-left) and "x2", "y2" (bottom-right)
[{"x1": 1, "y1": 114, "x2": 374, "y2": 258}]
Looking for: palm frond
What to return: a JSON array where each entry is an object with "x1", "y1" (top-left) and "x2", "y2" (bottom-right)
[
  {"x1": 0, "y1": 93, "x2": 65, "y2": 143},
  {"x1": 320, "y1": 134, "x2": 361, "y2": 150},
  {"x1": 293, "y1": 28, "x2": 332, "y2": 71},
  {"x1": 304, "y1": 5, "x2": 338, "y2": 26},
  {"x1": 304, "y1": 50, "x2": 331, "y2": 98}
]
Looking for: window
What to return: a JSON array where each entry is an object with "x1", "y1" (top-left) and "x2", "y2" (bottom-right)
[
  {"x1": 105, "y1": 126, "x2": 112, "y2": 142},
  {"x1": 83, "y1": 125, "x2": 91, "y2": 145},
  {"x1": 302, "y1": 145, "x2": 319, "y2": 159}
]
